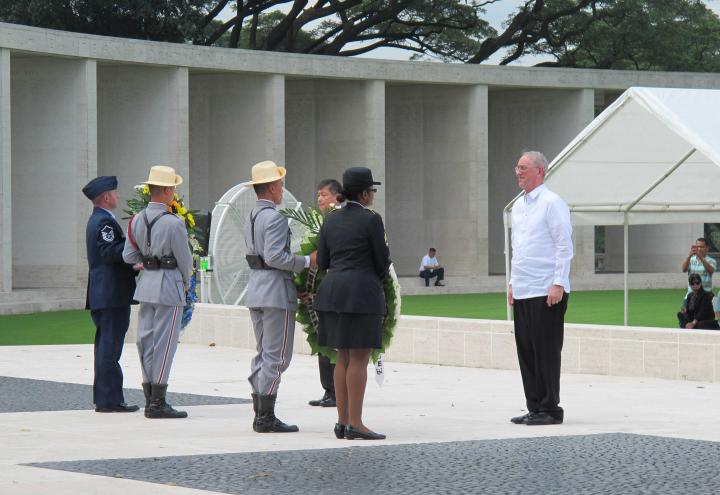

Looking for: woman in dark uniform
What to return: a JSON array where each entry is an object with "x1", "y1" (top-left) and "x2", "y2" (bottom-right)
[{"x1": 314, "y1": 167, "x2": 391, "y2": 440}]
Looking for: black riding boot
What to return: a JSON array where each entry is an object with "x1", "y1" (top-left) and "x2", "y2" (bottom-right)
[
  {"x1": 146, "y1": 384, "x2": 188, "y2": 419},
  {"x1": 254, "y1": 394, "x2": 298, "y2": 433},
  {"x1": 142, "y1": 382, "x2": 151, "y2": 409},
  {"x1": 251, "y1": 392, "x2": 259, "y2": 430}
]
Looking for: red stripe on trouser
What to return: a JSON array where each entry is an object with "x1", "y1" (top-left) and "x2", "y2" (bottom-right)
[
  {"x1": 268, "y1": 310, "x2": 289, "y2": 395},
  {"x1": 157, "y1": 306, "x2": 180, "y2": 384}
]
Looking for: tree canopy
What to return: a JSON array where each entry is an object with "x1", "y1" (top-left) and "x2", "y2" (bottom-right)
[
  {"x1": 1, "y1": 0, "x2": 720, "y2": 71},
  {"x1": 533, "y1": 0, "x2": 720, "y2": 71}
]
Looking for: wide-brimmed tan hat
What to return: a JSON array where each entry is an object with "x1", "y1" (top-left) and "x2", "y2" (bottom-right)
[
  {"x1": 143, "y1": 165, "x2": 183, "y2": 187},
  {"x1": 242, "y1": 160, "x2": 286, "y2": 186}
]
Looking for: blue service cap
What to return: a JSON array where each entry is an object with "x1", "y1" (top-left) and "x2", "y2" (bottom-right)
[{"x1": 82, "y1": 176, "x2": 118, "y2": 200}]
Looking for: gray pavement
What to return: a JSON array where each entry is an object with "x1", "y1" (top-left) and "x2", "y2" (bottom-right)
[
  {"x1": 0, "y1": 376, "x2": 248, "y2": 413},
  {"x1": 2, "y1": 343, "x2": 720, "y2": 494},
  {"x1": 28, "y1": 434, "x2": 720, "y2": 495}
]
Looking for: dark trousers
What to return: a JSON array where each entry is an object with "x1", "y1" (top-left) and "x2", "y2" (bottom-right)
[
  {"x1": 513, "y1": 294, "x2": 568, "y2": 419},
  {"x1": 419, "y1": 268, "x2": 444, "y2": 286},
  {"x1": 677, "y1": 312, "x2": 720, "y2": 329},
  {"x1": 318, "y1": 353, "x2": 335, "y2": 397},
  {"x1": 91, "y1": 307, "x2": 130, "y2": 408}
]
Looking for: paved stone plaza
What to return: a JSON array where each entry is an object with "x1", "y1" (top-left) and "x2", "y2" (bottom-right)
[
  {"x1": 28, "y1": 434, "x2": 720, "y2": 494},
  {"x1": 2, "y1": 343, "x2": 720, "y2": 494},
  {"x1": 0, "y1": 377, "x2": 248, "y2": 413}
]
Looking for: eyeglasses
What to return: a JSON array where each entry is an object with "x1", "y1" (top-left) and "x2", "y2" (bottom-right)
[
  {"x1": 514, "y1": 165, "x2": 539, "y2": 173},
  {"x1": 368, "y1": 188, "x2": 377, "y2": 193},
  {"x1": 690, "y1": 281, "x2": 702, "y2": 286}
]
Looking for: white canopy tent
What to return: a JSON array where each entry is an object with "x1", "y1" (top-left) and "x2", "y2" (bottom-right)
[{"x1": 503, "y1": 87, "x2": 720, "y2": 324}]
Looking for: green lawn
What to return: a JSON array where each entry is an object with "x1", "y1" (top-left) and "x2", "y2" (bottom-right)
[
  {"x1": 0, "y1": 289, "x2": 685, "y2": 345},
  {"x1": 0, "y1": 310, "x2": 94, "y2": 345},
  {"x1": 401, "y1": 289, "x2": 683, "y2": 329}
]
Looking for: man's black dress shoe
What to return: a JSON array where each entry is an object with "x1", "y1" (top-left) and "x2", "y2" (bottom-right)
[
  {"x1": 334, "y1": 423, "x2": 346, "y2": 439},
  {"x1": 435, "y1": 282, "x2": 445, "y2": 287},
  {"x1": 344, "y1": 425, "x2": 386, "y2": 440},
  {"x1": 308, "y1": 392, "x2": 336, "y2": 407},
  {"x1": 525, "y1": 412, "x2": 563, "y2": 425},
  {"x1": 95, "y1": 403, "x2": 140, "y2": 413},
  {"x1": 510, "y1": 412, "x2": 533, "y2": 424}
]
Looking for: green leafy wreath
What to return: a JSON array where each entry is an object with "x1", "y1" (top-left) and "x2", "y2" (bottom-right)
[{"x1": 280, "y1": 207, "x2": 401, "y2": 364}]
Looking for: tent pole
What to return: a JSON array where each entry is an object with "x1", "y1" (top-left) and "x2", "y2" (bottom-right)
[
  {"x1": 620, "y1": 147, "x2": 695, "y2": 326},
  {"x1": 504, "y1": 209, "x2": 512, "y2": 321},
  {"x1": 625, "y1": 148, "x2": 696, "y2": 212},
  {"x1": 623, "y1": 214, "x2": 629, "y2": 326}
]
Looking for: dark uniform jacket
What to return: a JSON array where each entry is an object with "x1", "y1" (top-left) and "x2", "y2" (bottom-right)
[
  {"x1": 313, "y1": 202, "x2": 391, "y2": 315},
  {"x1": 85, "y1": 207, "x2": 136, "y2": 310}
]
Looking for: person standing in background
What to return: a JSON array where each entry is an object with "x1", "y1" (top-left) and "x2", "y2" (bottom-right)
[{"x1": 308, "y1": 178, "x2": 344, "y2": 409}]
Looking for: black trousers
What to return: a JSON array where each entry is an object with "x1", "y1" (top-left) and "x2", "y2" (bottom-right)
[
  {"x1": 419, "y1": 268, "x2": 444, "y2": 286},
  {"x1": 91, "y1": 307, "x2": 130, "y2": 408},
  {"x1": 677, "y1": 312, "x2": 720, "y2": 329},
  {"x1": 318, "y1": 353, "x2": 335, "y2": 396},
  {"x1": 513, "y1": 294, "x2": 568, "y2": 419}
]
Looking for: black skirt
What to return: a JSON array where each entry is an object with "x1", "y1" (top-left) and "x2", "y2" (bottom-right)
[{"x1": 317, "y1": 311, "x2": 384, "y2": 349}]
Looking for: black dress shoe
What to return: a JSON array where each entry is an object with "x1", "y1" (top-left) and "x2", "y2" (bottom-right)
[
  {"x1": 435, "y1": 282, "x2": 445, "y2": 287},
  {"x1": 525, "y1": 412, "x2": 563, "y2": 425},
  {"x1": 510, "y1": 412, "x2": 532, "y2": 424},
  {"x1": 95, "y1": 403, "x2": 140, "y2": 413},
  {"x1": 309, "y1": 392, "x2": 336, "y2": 407},
  {"x1": 334, "y1": 423, "x2": 346, "y2": 439},
  {"x1": 345, "y1": 425, "x2": 386, "y2": 440}
]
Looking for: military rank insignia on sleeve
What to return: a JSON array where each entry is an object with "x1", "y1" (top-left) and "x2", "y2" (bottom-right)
[{"x1": 100, "y1": 225, "x2": 115, "y2": 242}]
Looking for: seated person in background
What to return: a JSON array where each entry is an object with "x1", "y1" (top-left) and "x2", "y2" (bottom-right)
[
  {"x1": 419, "y1": 248, "x2": 445, "y2": 287},
  {"x1": 678, "y1": 273, "x2": 719, "y2": 330}
]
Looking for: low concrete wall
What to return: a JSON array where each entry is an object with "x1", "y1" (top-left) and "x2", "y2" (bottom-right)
[{"x1": 128, "y1": 303, "x2": 720, "y2": 383}]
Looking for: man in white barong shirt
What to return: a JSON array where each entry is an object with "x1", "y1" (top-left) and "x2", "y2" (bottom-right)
[{"x1": 507, "y1": 151, "x2": 573, "y2": 426}]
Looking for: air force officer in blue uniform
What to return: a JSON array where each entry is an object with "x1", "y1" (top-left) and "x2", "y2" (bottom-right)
[{"x1": 83, "y1": 176, "x2": 139, "y2": 413}]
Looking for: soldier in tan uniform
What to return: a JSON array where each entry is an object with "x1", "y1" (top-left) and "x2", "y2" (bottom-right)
[{"x1": 123, "y1": 165, "x2": 193, "y2": 419}]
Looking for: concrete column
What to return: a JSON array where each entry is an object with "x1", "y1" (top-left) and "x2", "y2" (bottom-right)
[
  {"x1": 76, "y1": 59, "x2": 98, "y2": 287},
  {"x1": 170, "y1": 67, "x2": 190, "y2": 202},
  {"x1": 189, "y1": 73, "x2": 285, "y2": 211},
  {"x1": 364, "y1": 80, "x2": 385, "y2": 218},
  {"x1": 266, "y1": 74, "x2": 285, "y2": 169},
  {"x1": 488, "y1": 88, "x2": 595, "y2": 274},
  {"x1": 469, "y1": 84, "x2": 489, "y2": 276},
  {"x1": 0, "y1": 49, "x2": 10, "y2": 292},
  {"x1": 284, "y1": 79, "x2": 316, "y2": 209}
]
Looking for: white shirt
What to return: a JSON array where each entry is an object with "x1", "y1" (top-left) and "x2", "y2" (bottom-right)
[
  {"x1": 419, "y1": 255, "x2": 440, "y2": 272},
  {"x1": 510, "y1": 184, "x2": 573, "y2": 299}
]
